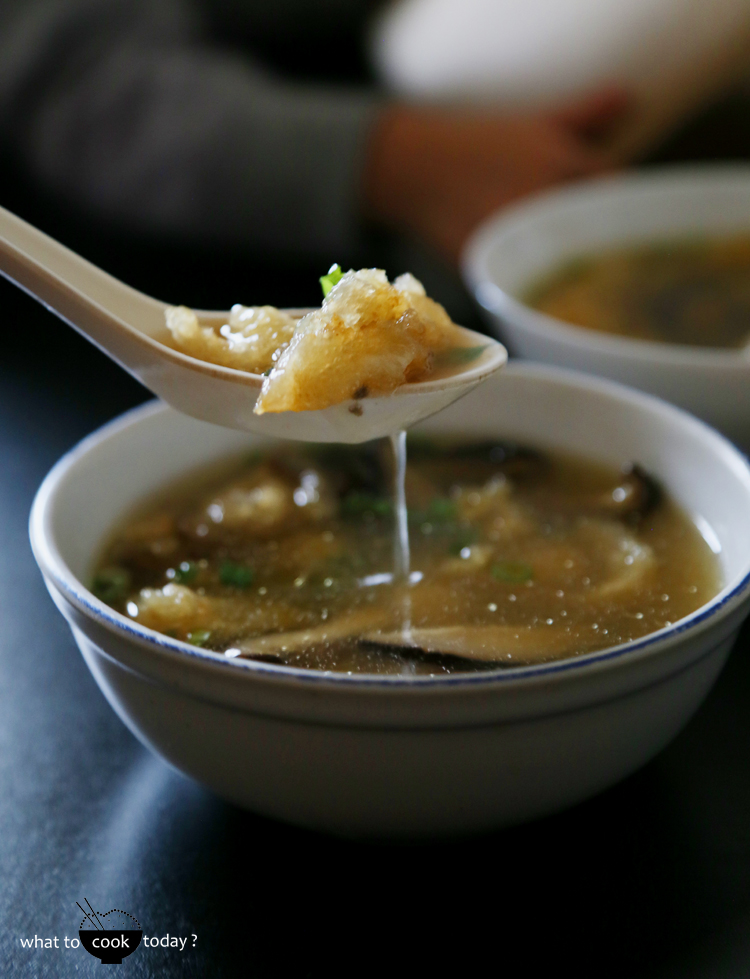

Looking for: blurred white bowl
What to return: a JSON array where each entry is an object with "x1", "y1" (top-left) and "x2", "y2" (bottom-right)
[
  {"x1": 30, "y1": 365, "x2": 750, "y2": 837},
  {"x1": 463, "y1": 167, "x2": 750, "y2": 447},
  {"x1": 372, "y1": 0, "x2": 750, "y2": 157}
]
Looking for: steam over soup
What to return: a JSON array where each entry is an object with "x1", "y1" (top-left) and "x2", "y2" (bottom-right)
[
  {"x1": 526, "y1": 235, "x2": 750, "y2": 348},
  {"x1": 92, "y1": 439, "x2": 721, "y2": 675}
]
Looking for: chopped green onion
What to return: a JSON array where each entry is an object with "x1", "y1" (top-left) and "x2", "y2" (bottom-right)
[
  {"x1": 219, "y1": 561, "x2": 255, "y2": 588},
  {"x1": 341, "y1": 491, "x2": 391, "y2": 518},
  {"x1": 320, "y1": 264, "x2": 344, "y2": 297},
  {"x1": 187, "y1": 629, "x2": 211, "y2": 647},
  {"x1": 427, "y1": 497, "x2": 457, "y2": 521},
  {"x1": 491, "y1": 561, "x2": 534, "y2": 584},
  {"x1": 409, "y1": 497, "x2": 458, "y2": 527},
  {"x1": 91, "y1": 567, "x2": 131, "y2": 605},
  {"x1": 173, "y1": 561, "x2": 197, "y2": 584},
  {"x1": 448, "y1": 530, "x2": 478, "y2": 556}
]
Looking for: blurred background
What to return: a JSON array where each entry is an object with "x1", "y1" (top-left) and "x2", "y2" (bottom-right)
[{"x1": 2, "y1": 0, "x2": 750, "y2": 320}]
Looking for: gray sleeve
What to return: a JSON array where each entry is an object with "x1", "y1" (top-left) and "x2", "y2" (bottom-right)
[{"x1": 0, "y1": 0, "x2": 381, "y2": 254}]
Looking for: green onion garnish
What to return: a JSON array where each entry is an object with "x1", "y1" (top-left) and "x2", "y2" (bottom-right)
[
  {"x1": 219, "y1": 561, "x2": 255, "y2": 588},
  {"x1": 341, "y1": 491, "x2": 391, "y2": 518},
  {"x1": 91, "y1": 567, "x2": 131, "y2": 605},
  {"x1": 448, "y1": 530, "x2": 478, "y2": 556},
  {"x1": 173, "y1": 561, "x2": 197, "y2": 584},
  {"x1": 187, "y1": 630, "x2": 211, "y2": 647},
  {"x1": 320, "y1": 264, "x2": 344, "y2": 297},
  {"x1": 427, "y1": 498, "x2": 457, "y2": 522},
  {"x1": 408, "y1": 497, "x2": 458, "y2": 526},
  {"x1": 491, "y1": 561, "x2": 534, "y2": 584}
]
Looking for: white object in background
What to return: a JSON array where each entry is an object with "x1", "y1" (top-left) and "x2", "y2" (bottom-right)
[{"x1": 372, "y1": 0, "x2": 750, "y2": 156}]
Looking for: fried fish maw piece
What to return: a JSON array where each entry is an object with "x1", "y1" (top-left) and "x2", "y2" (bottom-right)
[
  {"x1": 132, "y1": 583, "x2": 313, "y2": 639},
  {"x1": 254, "y1": 269, "x2": 464, "y2": 414},
  {"x1": 165, "y1": 304, "x2": 296, "y2": 374}
]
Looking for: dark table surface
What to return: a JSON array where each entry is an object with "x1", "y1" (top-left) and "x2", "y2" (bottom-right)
[{"x1": 4, "y1": 100, "x2": 750, "y2": 978}]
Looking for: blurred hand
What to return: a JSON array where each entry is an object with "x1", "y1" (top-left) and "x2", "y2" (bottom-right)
[{"x1": 362, "y1": 89, "x2": 629, "y2": 265}]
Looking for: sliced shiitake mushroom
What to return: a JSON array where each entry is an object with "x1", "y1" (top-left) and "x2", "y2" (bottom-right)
[
  {"x1": 589, "y1": 464, "x2": 661, "y2": 522},
  {"x1": 542, "y1": 464, "x2": 662, "y2": 524},
  {"x1": 359, "y1": 624, "x2": 578, "y2": 665},
  {"x1": 308, "y1": 443, "x2": 387, "y2": 496},
  {"x1": 406, "y1": 438, "x2": 548, "y2": 484},
  {"x1": 233, "y1": 607, "x2": 389, "y2": 661}
]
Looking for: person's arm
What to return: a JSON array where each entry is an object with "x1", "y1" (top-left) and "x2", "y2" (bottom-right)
[
  {"x1": 362, "y1": 91, "x2": 627, "y2": 264},
  {"x1": 0, "y1": 0, "x2": 379, "y2": 254}
]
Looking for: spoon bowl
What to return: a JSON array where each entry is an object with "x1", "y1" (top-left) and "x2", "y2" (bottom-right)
[{"x1": 0, "y1": 205, "x2": 506, "y2": 442}]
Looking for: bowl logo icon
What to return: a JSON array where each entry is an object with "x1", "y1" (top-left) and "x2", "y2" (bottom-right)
[{"x1": 77, "y1": 901, "x2": 142, "y2": 965}]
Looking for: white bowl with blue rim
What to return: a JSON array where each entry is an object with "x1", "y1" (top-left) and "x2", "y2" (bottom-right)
[
  {"x1": 462, "y1": 167, "x2": 750, "y2": 448},
  {"x1": 29, "y1": 363, "x2": 750, "y2": 837}
]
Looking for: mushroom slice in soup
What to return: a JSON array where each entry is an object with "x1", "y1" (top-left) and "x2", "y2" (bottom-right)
[
  {"x1": 233, "y1": 607, "x2": 390, "y2": 661},
  {"x1": 407, "y1": 439, "x2": 548, "y2": 484},
  {"x1": 581, "y1": 521, "x2": 656, "y2": 601},
  {"x1": 454, "y1": 478, "x2": 535, "y2": 540},
  {"x1": 528, "y1": 463, "x2": 661, "y2": 525},
  {"x1": 360, "y1": 624, "x2": 580, "y2": 664},
  {"x1": 578, "y1": 465, "x2": 661, "y2": 522}
]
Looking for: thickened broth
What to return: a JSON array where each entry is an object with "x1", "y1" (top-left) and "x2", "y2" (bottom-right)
[
  {"x1": 92, "y1": 439, "x2": 720, "y2": 675},
  {"x1": 526, "y1": 236, "x2": 750, "y2": 348}
]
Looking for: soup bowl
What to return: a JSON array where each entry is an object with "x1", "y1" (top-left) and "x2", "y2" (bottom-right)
[
  {"x1": 462, "y1": 166, "x2": 750, "y2": 448},
  {"x1": 29, "y1": 364, "x2": 750, "y2": 837}
]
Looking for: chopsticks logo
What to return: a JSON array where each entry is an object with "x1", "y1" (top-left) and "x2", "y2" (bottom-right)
[{"x1": 77, "y1": 900, "x2": 142, "y2": 965}]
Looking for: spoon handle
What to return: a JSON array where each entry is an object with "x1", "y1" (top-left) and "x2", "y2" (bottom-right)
[{"x1": 0, "y1": 204, "x2": 166, "y2": 340}]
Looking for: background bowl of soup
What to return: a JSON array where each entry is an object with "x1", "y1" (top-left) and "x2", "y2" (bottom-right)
[
  {"x1": 29, "y1": 364, "x2": 750, "y2": 837},
  {"x1": 462, "y1": 166, "x2": 750, "y2": 447}
]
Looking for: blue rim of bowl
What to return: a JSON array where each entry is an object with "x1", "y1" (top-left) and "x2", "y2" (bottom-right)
[{"x1": 30, "y1": 396, "x2": 750, "y2": 690}]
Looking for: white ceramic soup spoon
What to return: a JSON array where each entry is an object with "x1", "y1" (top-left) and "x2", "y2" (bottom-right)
[{"x1": 0, "y1": 205, "x2": 506, "y2": 443}]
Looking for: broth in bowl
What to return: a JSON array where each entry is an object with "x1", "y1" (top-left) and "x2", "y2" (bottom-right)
[
  {"x1": 92, "y1": 438, "x2": 720, "y2": 675},
  {"x1": 526, "y1": 235, "x2": 750, "y2": 349}
]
